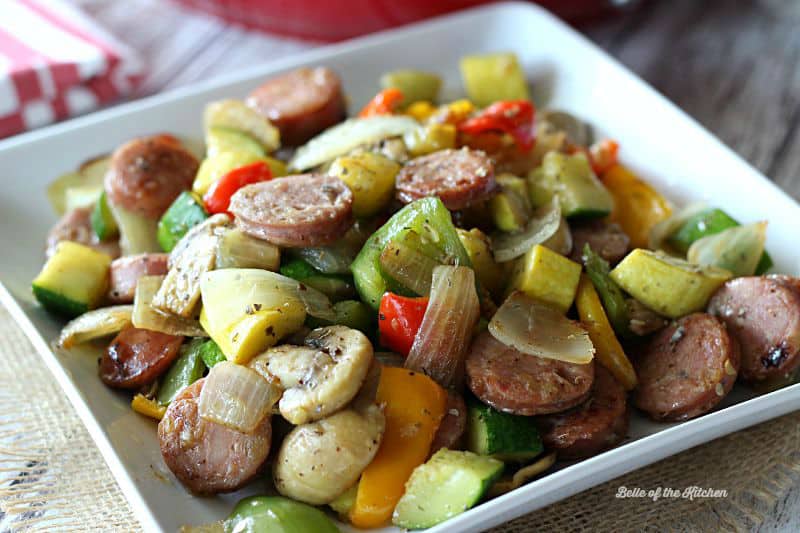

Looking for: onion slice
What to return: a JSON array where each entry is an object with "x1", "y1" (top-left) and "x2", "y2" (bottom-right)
[
  {"x1": 379, "y1": 238, "x2": 439, "y2": 296},
  {"x1": 492, "y1": 198, "x2": 561, "y2": 262},
  {"x1": 198, "y1": 361, "x2": 281, "y2": 433},
  {"x1": 133, "y1": 275, "x2": 208, "y2": 337},
  {"x1": 58, "y1": 305, "x2": 133, "y2": 349},
  {"x1": 405, "y1": 265, "x2": 480, "y2": 389},
  {"x1": 489, "y1": 291, "x2": 594, "y2": 364},
  {"x1": 687, "y1": 222, "x2": 767, "y2": 277}
]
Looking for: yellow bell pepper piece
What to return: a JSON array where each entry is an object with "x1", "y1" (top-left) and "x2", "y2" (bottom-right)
[
  {"x1": 603, "y1": 164, "x2": 672, "y2": 249},
  {"x1": 349, "y1": 367, "x2": 447, "y2": 529},
  {"x1": 404, "y1": 100, "x2": 437, "y2": 122},
  {"x1": 131, "y1": 394, "x2": 166, "y2": 420},
  {"x1": 575, "y1": 275, "x2": 637, "y2": 390}
]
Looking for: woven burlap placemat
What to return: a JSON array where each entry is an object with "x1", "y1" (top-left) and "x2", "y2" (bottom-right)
[{"x1": 1, "y1": 303, "x2": 798, "y2": 532}]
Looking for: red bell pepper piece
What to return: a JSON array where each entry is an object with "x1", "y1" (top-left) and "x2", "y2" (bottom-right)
[
  {"x1": 203, "y1": 161, "x2": 273, "y2": 216},
  {"x1": 359, "y1": 88, "x2": 404, "y2": 118},
  {"x1": 378, "y1": 293, "x2": 428, "y2": 356},
  {"x1": 458, "y1": 100, "x2": 536, "y2": 151},
  {"x1": 589, "y1": 139, "x2": 620, "y2": 176}
]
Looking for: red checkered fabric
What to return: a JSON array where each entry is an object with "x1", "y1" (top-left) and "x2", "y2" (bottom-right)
[{"x1": 0, "y1": 0, "x2": 144, "y2": 139}]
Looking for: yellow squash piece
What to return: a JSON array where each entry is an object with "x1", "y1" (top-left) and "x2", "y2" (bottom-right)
[
  {"x1": 575, "y1": 275, "x2": 637, "y2": 390},
  {"x1": 349, "y1": 367, "x2": 447, "y2": 529},
  {"x1": 603, "y1": 164, "x2": 672, "y2": 249},
  {"x1": 460, "y1": 52, "x2": 530, "y2": 107},
  {"x1": 329, "y1": 152, "x2": 400, "y2": 218},
  {"x1": 403, "y1": 123, "x2": 456, "y2": 156},
  {"x1": 609, "y1": 249, "x2": 732, "y2": 318},
  {"x1": 457, "y1": 228, "x2": 505, "y2": 297},
  {"x1": 131, "y1": 394, "x2": 166, "y2": 420},
  {"x1": 508, "y1": 244, "x2": 582, "y2": 313}
]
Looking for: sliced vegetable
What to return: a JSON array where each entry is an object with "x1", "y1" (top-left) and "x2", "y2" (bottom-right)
[
  {"x1": 535, "y1": 151, "x2": 614, "y2": 219},
  {"x1": 328, "y1": 484, "x2": 358, "y2": 519},
  {"x1": 380, "y1": 70, "x2": 442, "y2": 105},
  {"x1": 47, "y1": 155, "x2": 109, "y2": 216},
  {"x1": 378, "y1": 293, "x2": 428, "y2": 356},
  {"x1": 457, "y1": 228, "x2": 505, "y2": 297},
  {"x1": 391, "y1": 449, "x2": 504, "y2": 530},
  {"x1": 215, "y1": 228, "x2": 280, "y2": 270},
  {"x1": 490, "y1": 190, "x2": 529, "y2": 233},
  {"x1": 349, "y1": 366, "x2": 447, "y2": 529},
  {"x1": 157, "y1": 339, "x2": 207, "y2": 406},
  {"x1": 203, "y1": 161, "x2": 272, "y2": 216},
  {"x1": 132, "y1": 275, "x2": 207, "y2": 337},
  {"x1": 306, "y1": 299, "x2": 374, "y2": 334},
  {"x1": 289, "y1": 115, "x2": 418, "y2": 171},
  {"x1": 507, "y1": 243, "x2": 582, "y2": 313},
  {"x1": 587, "y1": 139, "x2": 619, "y2": 175},
  {"x1": 687, "y1": 222, "x2": 767, "y2": 277},
  {"x1": 205, "y1": 126, "x2": 265, "y2": 158},
  {"x1": 197, "y1": 339, "x2": 226, "y2": 369},
  {"x1": 459, "y1": 52, "x2": 530, "y2": 107},
  {"x1": 467, "y1": 397, "x2": 543, "y2": 461},
  {"x1": 351, "y1": 197, "x2": 470, "y2": 309},
  {"x1": 609, "y1": 249, "x2": 732, "y2": 318},
  {"x1": 198, "y1": 361, "x2": 280, "y2": 433},
  {"x1": 157, "y1": 191, "x2": 209, "y2": 253},
  {"x1": 109, "y1": 202, "x2": 161, "y2": 255},
  {"x1": 542, "y1": 215, "x2": 573, "y2": 256},
  {"x1": 538, "y1": 109, "x2": 590, "y2": 147},
  {"x1": 192, "y1": 151, "x2": 266, "y2": 196},
  {"x1": 203, "y1": 99, "x2": 280, "y2": 152},
  {"x1": 379, "y1": 236, "x2": 439, "y2": 296},
  {"x1": 91, "y1": 191, "x2": 118, "y2": 240},
  {"x1": 489, "y1": 291, "x2": 595, "y2": 364},
  {"x1": 648, "y1": 202, "x2": 708, "y2": 254},
  {"x1": 403, "y1": 123, "x2": 457, "y2": 156},
  {"x1": 492, "y1": 197, "x2": 561, "y2": 262},
  {"x1": 223, "y1": 496, "x2": 339, "y2": 533},
  {"x1": 459, "y1": 100, "x2": 536, "y2": 151},
  {"x1": 582, "y1": 244, "x2": 631, "y2": 338},
  {"x1": 604, "y1": 164, "x2": 672, "y2": 249},
  {"x1": 328, "y1": 151, "x2": 400, "y2": 218},
  {"x1": 58, "y1": 305, "x2": 133, "y2": 349},
  {"x1": 296, "y1": 220, "x2": 376, "y2": 275},
  {"x1": 131, "y1": 394, "x2": 166, "y2": 421},
  {"x1": 280, "y1": 258, "x2": 356, "y2": 302},
  {"x1": 575, "y1": 275, "x2": 637, "y2": 390},
  {"x1": 486, "y1": 452, "x2": 557, "y2": 497},
  {"x1": 405, "y1": 266, "x2": 480, "y2": 389},
  {"x1": 32, "y1": 241, "x2": 112, "y2": 318},
  {"x1": 359, "y1": 88, "x2": 404, "y2": 117}
]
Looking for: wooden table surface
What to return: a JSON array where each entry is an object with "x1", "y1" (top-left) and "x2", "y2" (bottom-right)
[{"x1": 64, "y1": 0, "x2": 800, "y2": 530}]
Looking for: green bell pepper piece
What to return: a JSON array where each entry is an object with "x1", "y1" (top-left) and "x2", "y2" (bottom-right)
[
  {"x1": 197, "y1": 339, "x2": 226, "y2": 369},
  {"x1": 582, "y1": 244, "x2": 631, "y2": 338},
  {"x1": 157, "y1": 338, "x2": 207, "y2": 406},
  {"x1": 223, "y1": 496, "x2": 340, "y2": 533},
  {"x1": 90, "y1": 191, "x2": 118, "y2": 240},
  {"x1": 157, "y1": 191, "x2": 208, "y2": 252},
  {"x1": 306, "y1": 299, "x2": 375, "y2": 334}
]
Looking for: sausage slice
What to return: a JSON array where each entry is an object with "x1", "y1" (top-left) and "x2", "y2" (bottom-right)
[
  {"x1": 158, "y1": 379, "x2": 272, "y2": 494},
  {"x1": 229, "y1": 174, "x2": 353, "y2": 247},
  {"x1": 395, "y1": 148, "x2": 497, "y2": 210},
  {"x1": 46, "y1": 206, "x2": 120, "y2": 259},
  {"x1": 246, "y1": 67, "x2": 346, "y2": 146},
  {"x1": 466, "y1": 331, "x2": 594, "y2": 416},
  {"x1": 429, "y1": 391, "x2": 467, "y2": 454},
  {"x1": 708, "y1": 276, "x2": 800, "y2": 382},
  {"x1": 569, "y1": 220, "x2": 630, "y2": 266},
  {"x1": 100, "y1": 326, "x2": 183, "y2": 389},
  {"x1": 105, "y1": 136, "x2": 199, "y2": 220},
  {"x1": 538, "y1": 365, "x2": 628, "y2": 459},
  {"x1": 633, "y1": 313, "x2": 739, "y2": 421},
  {"x1": 108, "y1": 253, "x2": 169, "y2": 304}
]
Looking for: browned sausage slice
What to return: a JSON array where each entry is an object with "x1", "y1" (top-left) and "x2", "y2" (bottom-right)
[
  {"x1": 246, "y1": 67, "x2": 346, "y2": 146},
  {"x1": 430, "y1": 391, "x2": 467, "y2": 454},
  {"x1": 46, "y1": 206, "x2": 121, "y2": 259},
  {"x1": 633, "y1": 313, "x2": 739, "y2": 421},
  {"x1": 229, "y1": 174, "x2": 353, "y2": 247},
  {"x1": 708, "y1": 277, "x2": 800, "y2": 382},
  {"x1": 108, "y1": 253, "x2": 169, "y2": 304},
  {"x1": 569, "y1": 220, "x2": 630, "y2": 266},
  {"x1": 466, "y1": 331, "x2": 594, "y2": 416},
  {"x1": 769, "y1": 274, "x2": 800, "y2": 297},
  {"x1": 105, "y1": 135, "x2": 199, "y2": 220},
  {"x1": 100, "y1": 326, "x2": 183, "y2": 389},
  {"x1": 395, "y1": 148, "x2": 497, "y2": 211},
  {"x1": 158, "y1": 379, "x2": 272, "y2": 494},
  {"x1": 537, "y1": 365, "x2": 628, "y2": 459}
]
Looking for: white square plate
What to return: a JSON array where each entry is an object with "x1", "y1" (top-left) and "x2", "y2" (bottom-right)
[{"x1": 1, "y1": 2, "x2": 800, "y2": 531}]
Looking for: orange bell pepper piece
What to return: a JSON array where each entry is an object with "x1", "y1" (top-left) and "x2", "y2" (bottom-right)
[
  {"x1": 359, "y1": 88, "x2": 404, "y2": 117},
  {"x1": 349, "y1": 366, "x2": 447, "y2": 528},
  {"x1": 575, "y1": 275, "x2": 637, "y2": 390},
  {"x1": 603, "y1": 163, "x2": 672, "y2": 249}
]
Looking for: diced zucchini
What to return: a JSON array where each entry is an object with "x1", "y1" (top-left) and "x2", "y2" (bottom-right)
[
  {"x1": 459, "y1": 52, "x2": 530, "y2": 107},
  {"x1": 328, "y1": 484, "x2": 357, "y2": 518},
  {"x1": 91, "y1": 191, "x2": 119, "y2": 240},
  {"x1": 536, "y1": 152, "x2": 613, "y2": 219},
  {"x1": 467, "y1": 397, "x2": 543, "y2": 462},
  {"x1": 224, "y1": 496, "x2": 339, "y2": 533},
  {"x1": 47, "y1": 171, "x2": 83, "y2": 216},
  {"x1": 192, "y1": 151, "x2": 265, "y2": 196},
  {"x1": 380, "y1": 69, "x2": 442, "y2": 105},
  {"x1": 457, "y1": 228, "x2": 505, "y2": 297},
  {"x1": 392, "y1": 449, "x2": 504, "y2": 530},
  {"x1": 205, "y1": 126, "x2": 265, "y2": 158},
  {"x1": 215, "y1": 228, "x2": 280, "y2": 270},
  {"x1": 609, "y1": 249, "x2": 733, "y2": 318},
  {"x1": 157, "y1": 191, "x2": 209, "y2": 252},
  {"x1": 64, "y1": 184, "x2": 103, "y2": 212},
  {"x1": 490, "y1": 192, "x2": 529, "y2": 233},
  {"x1": 402, "y1": 123, "x2": 457, "y2": 157},
  {"x1": 32, "y1": 241, "x2": 112, "y2": 317},
  {"x1": 306, "y1": 300, "x2": 374, "y2": 333},
  {"x1": 328, "y1": 152, "x2": 400, "y2": 218},
  {"x1": 197, "y1": 339, "x2": 226, "y2": 368},
  {"x1": 157, "y1": 338, "x2": 207, "y2": 406},
  {"x1": 203, "y1": 99, "x2": 280, "y2": 152},
  {"x1": 667, "y1": 207, "x2": 773, "y2": 274},
  {"x1": 47, "y1": 156, "x2": 109, "y2": 215},
  {"x1": 280, "y1": 258, "x2": 356, "y2": 302},
  {"x1": 109, "y1": 202, "x2": 161, "y2": 255},
  {"x1": 508, "y1": 244, "x2": 582, "y2": 312}
]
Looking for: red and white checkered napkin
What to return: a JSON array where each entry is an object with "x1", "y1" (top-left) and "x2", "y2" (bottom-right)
[{"x1": 0, "y1": 0, "x2": 144, "y2": 139}]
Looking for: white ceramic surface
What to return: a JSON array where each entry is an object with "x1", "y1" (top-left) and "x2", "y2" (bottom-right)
[{"x1": 1, "y1": 2, "x2": 800, "y2": 532}]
